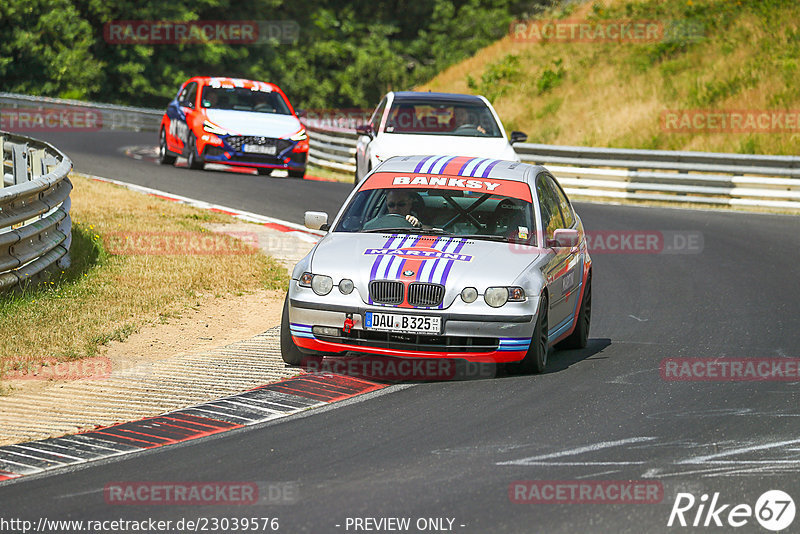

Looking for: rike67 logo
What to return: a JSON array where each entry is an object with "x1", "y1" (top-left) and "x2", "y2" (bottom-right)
[{"x1": 668, "y1": 490, "x2": 795, "y2": 531}]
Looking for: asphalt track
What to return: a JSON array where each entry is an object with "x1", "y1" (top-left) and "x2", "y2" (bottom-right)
[
  {"x1": 2, "y1": 130, "x2": 799, "y2": 533},
  {"x1": 35, "y1": 131, "x2": 347, "y2": 224}
]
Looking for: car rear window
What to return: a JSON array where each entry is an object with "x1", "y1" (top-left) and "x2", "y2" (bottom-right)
[{"x1": 384, "y1": 101, "x2": 501, "y2": 137}]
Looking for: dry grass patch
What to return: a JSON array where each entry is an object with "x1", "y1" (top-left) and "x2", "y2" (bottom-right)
[
  {"x1": 307, "y1": 163, "x2": 353, "y2": 184},
  {"x1": 0, "y1": 174, "x2": 287, "y2": 385},
  {"x1": 417, "y1": 0, "x2": 800, "y2": 155}
]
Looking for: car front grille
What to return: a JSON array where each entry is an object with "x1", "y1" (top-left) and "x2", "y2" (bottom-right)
[
  {"x1": 408, "y1": 283, "x2": 444, "y2": 307},
  {"x1": 227, "y1": 154, "x2": 283, "y2": 164},
  {"x1": 225, "y1": 136, "x2": 292, "y2": 153},
  {"x1": 369, "y1": 281, "x2": 445, "y2": 307},
  {"x1": 314, "y1": 330, "x2": 500, "y2": 353},
  {"x1": 369, "y1": 280, "x2": 404, "y2": 305}
]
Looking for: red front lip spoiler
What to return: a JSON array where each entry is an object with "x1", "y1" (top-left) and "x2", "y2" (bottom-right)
[{"x1": 293, "y1": 337, "x2": 526, "y2": 363}]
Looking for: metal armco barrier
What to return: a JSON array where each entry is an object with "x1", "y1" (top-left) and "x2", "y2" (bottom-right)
[
  {"x1": 0, "y1": 130, "x2": 73, "y2": 290},
  {"x1": 514, "y1": 143, "x2": 800, "y2": 210},
  {"x1": 305, "y1": 124, "x2": 357, "y2": 173},
  {"x1": 0, "y1": 92, "x2": 162, "y2": 132}
]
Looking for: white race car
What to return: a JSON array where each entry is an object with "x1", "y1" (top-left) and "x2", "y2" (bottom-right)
[
  {"x1": 282, "y1": 155, "x2": 592, "y2": 375},
  {"x1": 354, "y1": 91, "x2": 527, "y2": 184}
]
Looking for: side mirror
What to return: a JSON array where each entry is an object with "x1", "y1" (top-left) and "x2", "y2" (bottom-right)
[
  {"x1": 305, "y1": 211, "x2": 329, "y2": 231},
  {"x1": 549, "y1": 228, "x2": 579, "y2": 248},
  {"x1": 510, "y1": 131, "x2": 528, "y2": 144},
  {"x1": 355, "y1": 123, "x2": 374, "y2": 138}
]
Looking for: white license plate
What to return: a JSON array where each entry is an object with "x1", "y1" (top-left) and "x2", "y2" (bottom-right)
[
  {"x1": 242, "y1": 143, "x2": 276, "y2": 155},
  {"x1": 364, "y1": 312, "x2": 441, "y2": 334}
]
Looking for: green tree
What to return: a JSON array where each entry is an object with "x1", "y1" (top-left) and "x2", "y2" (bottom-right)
[
  {"x1": 0, "y1": 0, "x2": 102, "y2": 98},
  {"x1": 0, "y1": 0, "x2": 538, "y2": 108}
]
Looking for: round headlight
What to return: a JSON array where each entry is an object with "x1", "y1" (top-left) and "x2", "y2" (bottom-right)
[
  {"x1": 339, "y1": 278, "x2": 354, "y2": 294},
  {"x1": 484, "y1": 287, "x2": 509, "y2": 308},
  {"x1": 311, "y1": 275, "x2": 333, "y2": 295},
  {"x1": 461, "y1": 287, "x2": 478, "y2": 303}
]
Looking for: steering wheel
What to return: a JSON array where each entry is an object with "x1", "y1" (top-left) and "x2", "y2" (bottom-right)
[
  {"x1": 362, "y1": 213, "x2": 415, "y2": 231},
  {"x1": 452, "y1": 124, "x2": 477, "y2": 133}
]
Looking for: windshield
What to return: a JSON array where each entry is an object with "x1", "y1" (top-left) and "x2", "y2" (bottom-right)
[
  {"x1": 200, "y1": 86, "x2": 292, "y2": 114},
  {"x1": 334, "y1": 183, "x2": 536, "y2": 245},
  {"x1": 384, "y1": 101, "x2": 502, "y2": 137}
]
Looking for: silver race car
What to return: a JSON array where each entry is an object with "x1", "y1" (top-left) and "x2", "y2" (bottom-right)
[{"x1": 282, "y1": 155, "x2": 592, "y2": 374}]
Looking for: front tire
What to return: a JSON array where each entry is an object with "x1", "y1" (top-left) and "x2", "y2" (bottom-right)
[
  {"x1": 257, "y1": 168, "x2": 272, "y2": 176},
  {"x1": 556, "y1": 272, "x2": 592, "y2": 350},
  {"x1": 280, "y1": 294, "x2": 305, "y2": 365},
  {"x1": 509, "y1": 295, "x2": 549, "y2": 375},
  {"x1": 186, "y1": 133, "x2": 204, "y2": 170},
  {"x1": 288, "y1": 169, "x2": 305, "y2": 179},
  {"x1": 158, "y1": 129, "x2": 177, "y2": 165}
]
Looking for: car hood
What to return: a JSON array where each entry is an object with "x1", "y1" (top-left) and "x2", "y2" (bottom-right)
[
  {"x1": 372, "y1": 134, "x2": 519, "y2": 162},
  {"x1": 310, "y1": 232, "x2": 544, "y2": 306},
  {"x1": 204, "y1": 109, "x2": 302, "y2": 137}
]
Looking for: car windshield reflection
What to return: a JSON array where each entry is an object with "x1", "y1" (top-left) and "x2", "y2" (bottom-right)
[
  {"x1": 201, "y1": 87, "x2": 292, "y2": 115},
  {"x1": 335, "y1": 187, "x2": 536, "y2": 245},
  {"x1": 383, "y1": 101, "x2": 502, "y2": 137}
]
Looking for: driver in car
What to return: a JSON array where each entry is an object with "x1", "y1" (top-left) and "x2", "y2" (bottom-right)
[
  {"x1": 202, "y1": 90, "x2": 219, "y2": 108},
  {"x1": 453, "y1": 107, "x2": 487, "y2": 135},
  {"x1": 385, "y1": 189, "x2": 422, "y2": 227}
]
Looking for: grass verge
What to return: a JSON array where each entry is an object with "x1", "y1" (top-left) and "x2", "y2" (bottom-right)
[
  {"x1": 307, "y1": 163, "x2": 354, "y2": 184},
  {"x1": 0, "y1": 174, "x2": 288, "y2": 387}
]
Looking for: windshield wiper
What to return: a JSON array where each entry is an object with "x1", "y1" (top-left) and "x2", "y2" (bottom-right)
[
  {"x1": 451, "y1": 234, "x2": 508, "y2": 242},
  {"x1": 362, "y1": 227, "x2": 416, "y2": 233}
]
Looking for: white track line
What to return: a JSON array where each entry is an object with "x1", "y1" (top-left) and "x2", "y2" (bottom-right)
[
  {"x1": 76, "y1": 172, "x2": 325, "y2": 242},
  {"x1": 497, "y1": 436, "x2": 657, "y2": 465}
]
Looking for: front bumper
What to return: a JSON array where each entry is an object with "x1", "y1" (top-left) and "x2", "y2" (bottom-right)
[
  {"x1": 200, "y1": 135, "x2": 308, "y2": 171},
  {"x1": 288, "y1": 298, "x2": 537, "y2": 363}
]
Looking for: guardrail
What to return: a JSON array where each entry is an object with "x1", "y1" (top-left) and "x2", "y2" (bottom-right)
[
  {"x1": 514, "y1": 143, "x2": 800, "y2": 210},
  {"x1": 305, "y1": 124, "x2": 357, "y2": 174},
  {"x1": 0, "y1": 92, "x2": 162, "y2": 132},
  {"x1": 1, "y1": 131, "x2": 73, "y2": 290}
]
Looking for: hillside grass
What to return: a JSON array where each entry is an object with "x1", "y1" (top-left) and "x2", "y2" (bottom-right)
[{"x1": 418, "y1": 0, "x2": 800, "y2": 155}]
